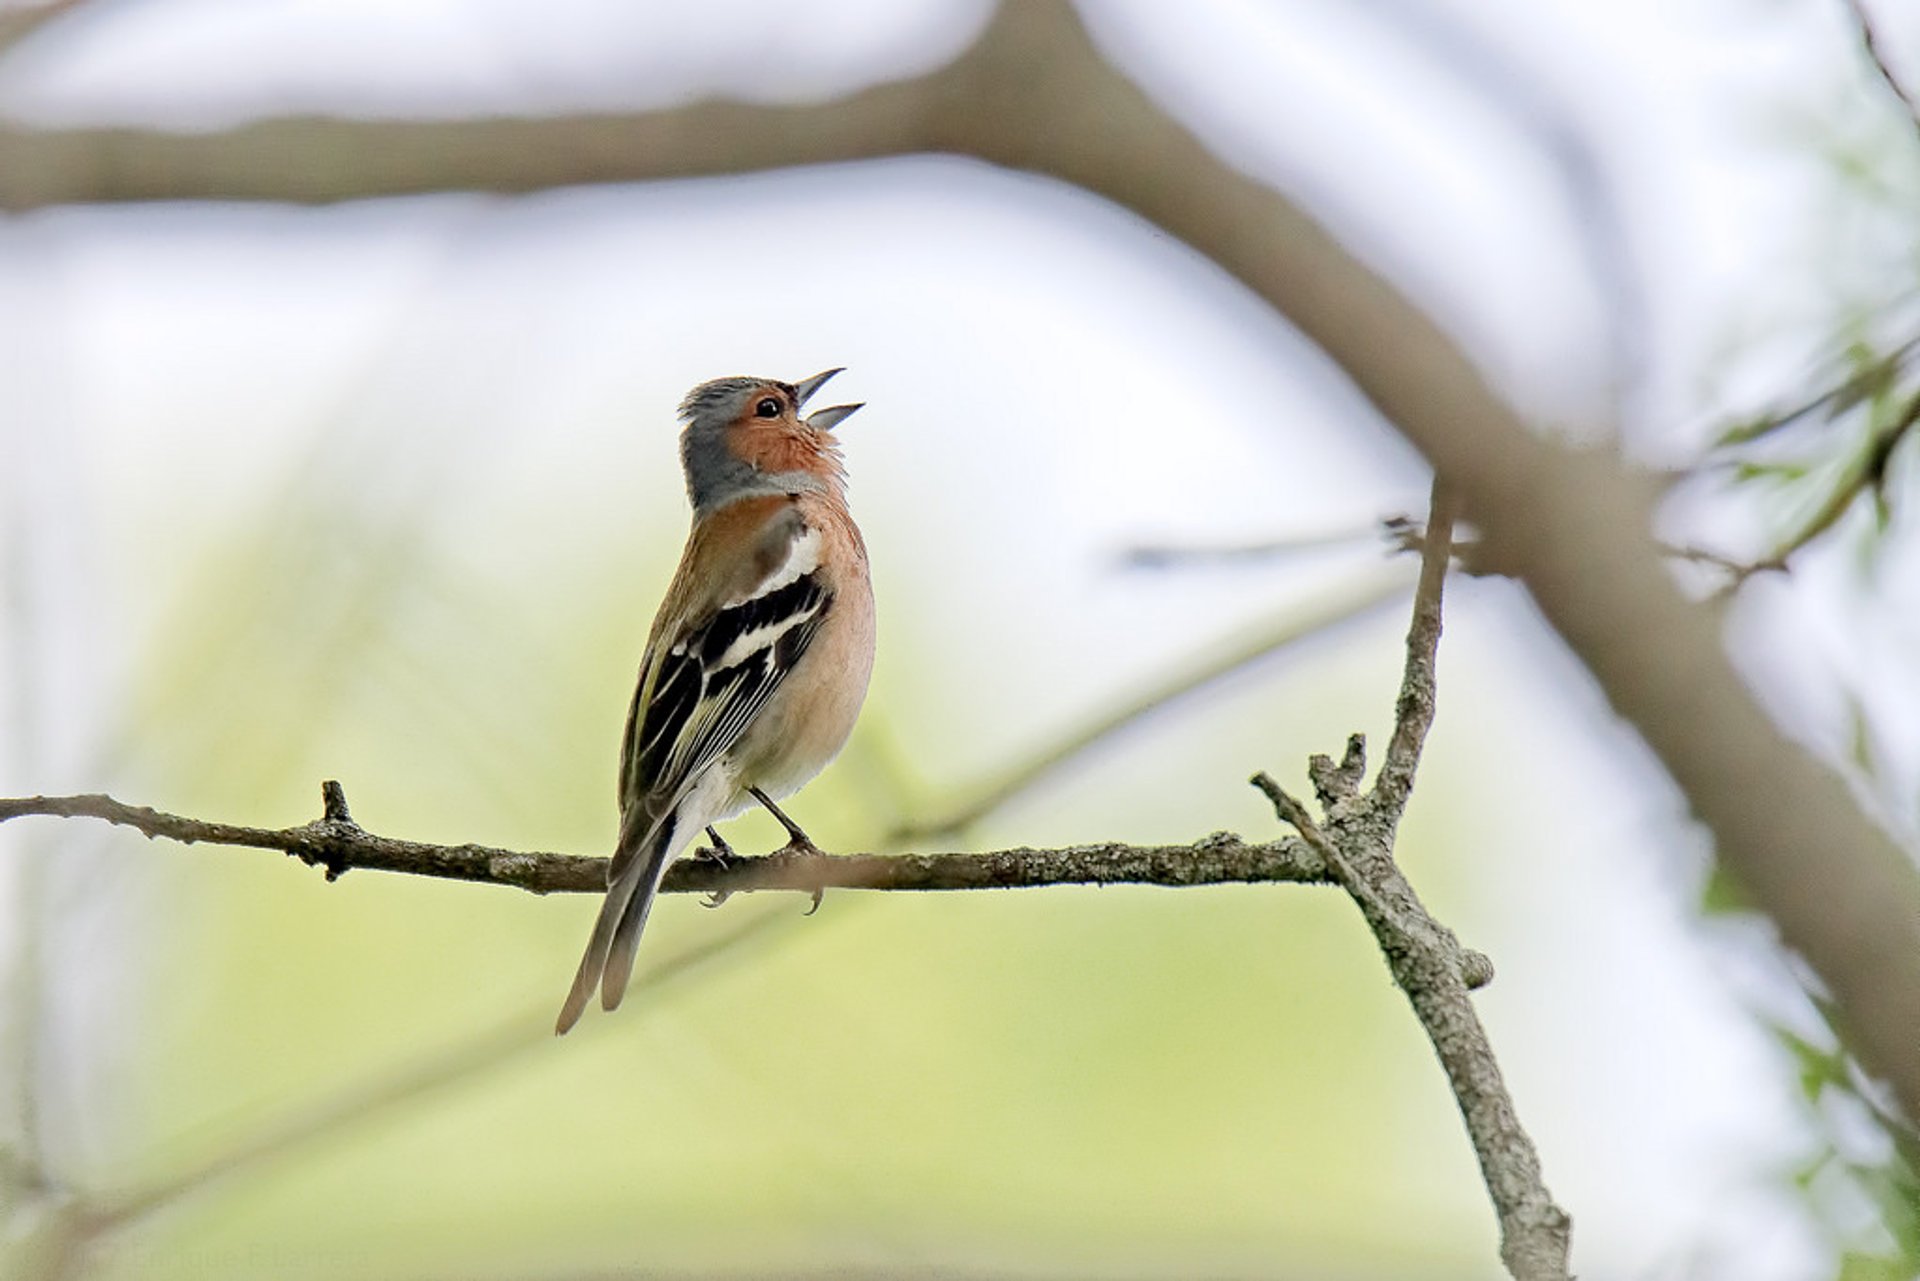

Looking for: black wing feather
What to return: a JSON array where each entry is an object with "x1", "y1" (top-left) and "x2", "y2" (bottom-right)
[{"x1": 609, "y1": 568, "x2": 832, "y2": 886}]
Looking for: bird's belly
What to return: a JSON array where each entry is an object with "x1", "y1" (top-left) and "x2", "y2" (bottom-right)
[{"x1": 730, "y1": 642, "x2": 873, "y2": 801}]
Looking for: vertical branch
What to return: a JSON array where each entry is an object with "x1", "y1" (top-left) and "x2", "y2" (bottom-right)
[
  {"x1": 1374, "y1": 480, "x2": 1458, "y2": 818},
  {"x1": 1254, "y1": 479, "x2": 1572, "y2": 1281}
]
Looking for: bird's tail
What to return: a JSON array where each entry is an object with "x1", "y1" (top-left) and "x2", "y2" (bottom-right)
[{"x1": 554, "y1": 811, "x2": 681, "y2": 1035}]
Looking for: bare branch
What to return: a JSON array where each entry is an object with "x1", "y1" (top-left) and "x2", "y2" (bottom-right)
[
  {"x1": 1247, "y1": 488, "x2": 1567, "y2": 1281},
  {"x1": 1658, "y1": 540, "x2": 1774, "y2": 583},
  {"x1": 1251, "y1": 773, "x2": 1409, "y2": 941},
  {"x1": 1254, "y1": 770, "x2": 1559, "y2": 1277},
  {"x1": 1374, "y1": 480, "x2": 1458, "y2": 817},
  {"x1": 0, "y1": 786, "x2": 1326, "y2": 895}
]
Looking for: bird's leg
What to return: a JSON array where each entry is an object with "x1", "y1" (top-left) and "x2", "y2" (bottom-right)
[
  {"x1": 750, "y1": 788, "x2": 816, "y2": 852},
  {"x1": 749, "y1": 787, "x2": 827, "y2": 915},
  {"x1": 697, "y1": 826, "x2": 734, "y2": 909}
]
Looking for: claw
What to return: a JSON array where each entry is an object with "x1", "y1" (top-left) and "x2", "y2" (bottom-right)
[
  {"x1": 804, "y1": 886, "x2": 825, "y2": 916},
  {"x1": 695, "y1": 828, "x2": 734, "y2": 906}
]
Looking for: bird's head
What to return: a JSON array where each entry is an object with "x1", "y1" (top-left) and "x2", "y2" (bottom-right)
[{"x1": 677, "y1": 368, "x2": 863, "y2": 513}]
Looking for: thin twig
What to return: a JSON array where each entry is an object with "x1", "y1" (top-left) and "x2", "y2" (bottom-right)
[
  {"x1": 1249, "y1": 773, "x2": 1410, "y2": 942},
  {"x1": 1658, "y1": 541, "x2": 1774, "y2": 580},
  {"x1": 0, "y1": 786, "x2": 1326, "y2": 895},
  {"x1": 1374, "y1": 480, "x2": 1457, "y2": 818},
  {"x1": 1120, "y1": 522, "x2": 1388, "y2": 569}
]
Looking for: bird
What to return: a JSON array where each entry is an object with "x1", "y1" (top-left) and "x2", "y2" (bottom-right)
[{"x1": 555, "y1": 368, "x2": 875, "y2": 1035}]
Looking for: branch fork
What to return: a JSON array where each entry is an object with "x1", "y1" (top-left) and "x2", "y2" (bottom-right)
[{"x1": 1251, "y1": 482, "x2": 1569, "y2": 1281}]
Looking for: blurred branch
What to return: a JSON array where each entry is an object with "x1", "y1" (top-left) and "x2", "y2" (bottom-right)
[
  {"x1": 1252, "y1": 480, "x2": 1571, "y2": 1281},
  {"x1": 891, "y1": 570, "x2": 1410, "y2": 843},
  {"x1": 0, "y1": 0, "x2": 85, "y2": 58},
  {"x1": 0, "y1": 783, "x2": 1327, "y2": 896},
  {"x1": 16, "y1": 908, "x2": 795, "y2": 1281},
  {"x1": 1654, "y1": 540, "x2": 1804, "y2": 603},
  {"x1": 1120, "y1": 521, "x2": 1390, "y2": 569},
  {"x1": 1842, "y1": 0, "x2": 1920, "y2": 138}
]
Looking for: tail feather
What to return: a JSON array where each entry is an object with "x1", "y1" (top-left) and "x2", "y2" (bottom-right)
[
  {"x1": 599, "y1": 812, "x2": 680, "y2": 1013},
  {"x1": 554, "y1": 813, "x2": 677, "y2": 1035}
]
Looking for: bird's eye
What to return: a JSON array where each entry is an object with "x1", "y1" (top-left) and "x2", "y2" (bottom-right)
[{"x1": 754, "y1": 397, "x2": 782, "y2": 419}]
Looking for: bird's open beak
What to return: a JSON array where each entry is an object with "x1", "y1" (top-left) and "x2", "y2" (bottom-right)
[
  {"x1": 791, "y1": 367, "x2": 844, "y2": 408},
  {"x1": 806, "y1": 403, "x2": 863, "y2": 431}
]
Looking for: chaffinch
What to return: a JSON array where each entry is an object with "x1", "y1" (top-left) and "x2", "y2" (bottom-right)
[{"x1": 556, "y1": 368, "x2": 875, "y2": 1034}]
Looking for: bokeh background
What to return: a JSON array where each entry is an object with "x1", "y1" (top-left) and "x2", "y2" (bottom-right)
[{"x1": 3, "y1": 1, "x2": 1919, "y2": 1278}]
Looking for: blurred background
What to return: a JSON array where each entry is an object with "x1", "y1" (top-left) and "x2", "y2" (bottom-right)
[{"x1": 2, "y1": 0, "x2": 1918, "y2": 1277}]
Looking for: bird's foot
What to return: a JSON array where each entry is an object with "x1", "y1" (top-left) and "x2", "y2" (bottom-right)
[
  {"x1": 696, "y1": 827, "x2": 734, "y2": 866},
  {"x1": 769, "y1": 834, "x2": 827, "y2": 916},
  {"x1": 697, "y1": 827, "x2": 735, "y2": 907}
]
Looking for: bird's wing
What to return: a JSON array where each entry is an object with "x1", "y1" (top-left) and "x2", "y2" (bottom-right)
[{"x1": 608, "y1": 499, "x2": 833, "y2": 886}]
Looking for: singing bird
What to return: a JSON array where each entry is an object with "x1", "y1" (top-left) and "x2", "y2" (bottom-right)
[{"x1": 556, "y1": 369, "x2": 875, "y2": 1035}]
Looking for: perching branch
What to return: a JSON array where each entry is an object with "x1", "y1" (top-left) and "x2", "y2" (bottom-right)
[
  {"x1": 0, "y1": 784, "x2": 1327, "y2": 898},
  {"x1": 1252, "y1": 481, "x2": 1571, "y2": 1281}
]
